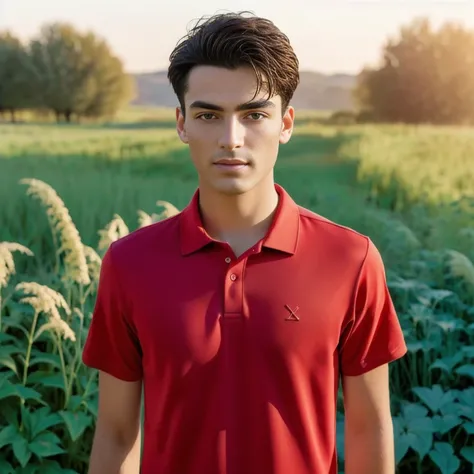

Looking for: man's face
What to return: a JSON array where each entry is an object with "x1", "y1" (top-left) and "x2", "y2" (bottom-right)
[{"x1": 176, "y1": 66, "x2": 294, "y2": 195}]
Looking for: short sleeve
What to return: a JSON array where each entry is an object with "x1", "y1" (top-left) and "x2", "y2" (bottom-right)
[
  {"x1": 82, "y1": 243, "x2": 143, "y2": 381},
  {"x1": 339, "y1": 238, "x2": 407, "y2": 376}
]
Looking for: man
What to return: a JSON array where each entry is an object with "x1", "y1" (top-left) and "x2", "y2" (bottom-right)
[{"x1": 82, "y1": 11, "x2": 407, "y2": 474}]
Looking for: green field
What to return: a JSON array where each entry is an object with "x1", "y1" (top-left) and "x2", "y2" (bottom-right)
[{"x1": 1, "y1": 107, "x2": 473, "y2": 473}]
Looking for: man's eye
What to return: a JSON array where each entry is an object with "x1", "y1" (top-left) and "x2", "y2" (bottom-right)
[
  {"x1": 199, "y1": 113, "x2": 216, "y2": 120},
  {"x1": 248, "y1": 113, "x2": 265, "y2": 120}
]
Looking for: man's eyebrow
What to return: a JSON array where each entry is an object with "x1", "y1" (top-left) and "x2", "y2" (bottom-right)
[
  {"x1": 189, "y1": 101, "x2": 224, "y2": 111},
  {"x1": 237, "y1": 99, "x2": 276, "y2": 111},
  {"x1": 189, "y1": 99, "x2": 276, "y2": 111}
]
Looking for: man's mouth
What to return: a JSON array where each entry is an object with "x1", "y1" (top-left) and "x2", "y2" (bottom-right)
[{"x1": 213, "y1": 159, "x2": 249, "y2": 170}]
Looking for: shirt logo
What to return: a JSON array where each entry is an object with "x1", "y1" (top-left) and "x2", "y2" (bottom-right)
[{"x1": 284, "y1": 304, "x2": 300, "y2": 321}]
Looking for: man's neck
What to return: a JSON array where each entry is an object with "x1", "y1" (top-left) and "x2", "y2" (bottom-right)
[{"x1": 198, "y1": 179, "x2": 279, "y2": 254}]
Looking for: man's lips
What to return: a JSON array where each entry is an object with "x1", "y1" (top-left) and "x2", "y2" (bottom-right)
[{"x1": 213, "y1": 158, "x2": 249, "y2": 166}]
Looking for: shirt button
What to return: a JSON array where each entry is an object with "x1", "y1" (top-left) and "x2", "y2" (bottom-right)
[
  {"x1": 230, "y1": 273, "x2": 237, "y2": 281},
  {"x1": 225, "y1": 257, "x2": 231, "y2": 263}
]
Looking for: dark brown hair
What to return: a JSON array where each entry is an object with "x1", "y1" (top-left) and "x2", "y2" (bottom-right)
[{"x1": 167, "y1": 11, "x2": 300, "y2": 114}]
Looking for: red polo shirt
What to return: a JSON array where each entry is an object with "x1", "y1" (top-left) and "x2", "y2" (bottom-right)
[{"x1": 82, "y1": 183, "x2": 407, "y2": 474}]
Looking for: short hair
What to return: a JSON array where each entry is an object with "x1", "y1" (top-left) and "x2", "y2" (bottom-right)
[{"x1": 167, "y1": 11, "x2": 300, "y2": 114}]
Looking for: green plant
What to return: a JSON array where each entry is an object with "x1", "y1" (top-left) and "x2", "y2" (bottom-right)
[
  {"x1": 1, "y1": 115, "x2": 474, "y2": 472},
  {"x1": 0, "y1": 178, "x2": 177, "y2": 473}
]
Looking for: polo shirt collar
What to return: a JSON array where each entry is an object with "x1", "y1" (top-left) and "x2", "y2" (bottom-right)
[{"x1": 179, "y1": 183, "x2": 300, "y2": 256}]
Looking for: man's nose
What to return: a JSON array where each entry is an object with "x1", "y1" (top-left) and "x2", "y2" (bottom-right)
[{"x1": 218, "y1": 117, "x2": 245, "y2": 150}]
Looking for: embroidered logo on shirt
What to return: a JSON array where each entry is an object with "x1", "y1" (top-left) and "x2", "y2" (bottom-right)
[{"x1": 284, "y1": 304, "x2": 300, "y2": 321}]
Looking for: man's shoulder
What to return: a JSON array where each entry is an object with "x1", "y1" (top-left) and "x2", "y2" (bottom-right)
[
  {"x1": 109, "y1": 212, "x2": 182, "y2": 261},
  {"x1": 297, "y1": 205, "x2": 369, "y2": 244}
]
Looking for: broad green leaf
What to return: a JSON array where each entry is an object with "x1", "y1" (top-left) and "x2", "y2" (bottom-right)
[
  {"x1": 86, "y1": 396, "x2": 98, "y2": 418},
  {"x1": 460, "y1": 446, "x2": 474, "y2": 464},
  {"x1": 397, "y1": 404, "x2": 434, "y2": 460},
  {"x1": 7, "y1": 300, "x2": 35, "y2": 317},
  {"x1": 439, "y1": 402, "x2": 464, "y2": 417},
  {"x1": 433, "y1": 314, "x2": 465, "y2": 332},
  {"x1": 14, "y1": 384, "x2": 43, "y2": 402},
  {"x1": 461, "y1": 346, "x2": 474, "y2": 358},
  {"x1": 429, "y1": 442, "x2": 460, "y2": 474},
  {"x1": 403, "y1": 403, "x2": 429, "y2": 420},
  {"x1": 0, "y1": 381, "x2": 17, "y2": 401},
  {"x1": 407, "y1": 340, "x2": 434, "y2": 352},
  {"x1": 0, "y1": 424, "x2": 19, "y2": 449},
  {"x1": 462, "y1": 422, "x2": 474, "y2": 434},
  {"x1": 430, "y1": 353, "x2": 464, "y2": 373},
  {"x1": 419, "y1": 289, "x2": 454, "y2": 304},
  {"x1": 3, "y1": 402, "x2": 19, "y2": 426},
  {"x1": 21, "y1": 404, "x2": 33, "y2": 438},
  {"x1": 0, "y1": 355, "x2": 18, "y2": 377},
  {"x1": 429, "y1": 360, "x2": 450, "y2": 372},
  {"x1": 27, "y1": 372, "x2": 65, "y2": 391},
  {"x1": 67, "y1": 395, "x2": 85, "y2": 412},
  {"x1": 59, "y1": 410, "x2": 93, "y2": 441},
  {"x1": 33, "y1": 430, "x2": 61, "y2": 445},
  {"x1": 0, "y1": 333, "x2": 19, "y2": 344},
  {"x1": 29, "y1": 407, "x2": 62, "y2": 439},
  {"x1": 36, "y1": 460, "x2": 79, "y2": 474},
  {"x1": 432, "y1": 414, "x2": 462, "y2": 435},
  {"x1": 409, "y1": 303, "x2": 434, "y2": 323},
  {"x1": 455, "y1": 364, "x2": 474, "y2": 379},
  {"x1": 0, "y1": 371, "x2": 14, "y2": 387},
  {"x1": 394, "y1": 432, "x2": 410, "y2": 463},
  {"x1": 29, "y1": 431, "x2": 65, "y2": 458},
  {"x1": 389, "y1": 278, "x2": 425, "y2": 291},
  {"x1": 457, "y1": 388, "x2": 474, "y2": 409},
  {"x1": 0, "y1": 345, "x2": 23, "y2": 356},
  {"x1": 1, "y1": 317, "x2": 29, "y2": 338},
  {"x1": 406, "y1": 417, "x2": 434, "y2": 434},
  {"x1": 0, "y1": 459, "x2": 14, "y2": 474},
  {"x1": 12, "y1": 435, "x2": 31, "y2": 468},
  {"x1": 405, "y1": 430, "x2": 432, "y2": 460},
  {"x1": 28, "y1": 353, "x2": 62, "y2": 370},
  {"x1": 412, "y1": 385, "x2": 454, "y2": 413}
]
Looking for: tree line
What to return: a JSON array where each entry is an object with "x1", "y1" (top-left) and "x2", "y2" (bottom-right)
[
  {"x1": 354, "y1": 17, "x2": 474, "y2": 125},
  {"x1": 0, "y1": 23, "x2": 135, "y2": 122},
  {"x1": 1, "y1": 17, "x2": 474, "y2": 125}
]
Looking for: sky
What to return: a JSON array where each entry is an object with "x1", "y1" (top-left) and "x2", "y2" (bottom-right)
[{"x1": 0, "y1": 0, "x2": 473, "y2": 75}]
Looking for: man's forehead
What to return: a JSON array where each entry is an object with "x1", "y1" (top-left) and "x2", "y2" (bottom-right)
[
  {"x1": 185, "y1": 67, "x2": 279, "y2": 109},
  {"x1": 187, "y1": 66, "x2": 268, "y2": 92}
]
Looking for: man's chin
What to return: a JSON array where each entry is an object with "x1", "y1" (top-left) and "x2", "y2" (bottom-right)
[{"x1": 211, "y1": 178, "x2": 254, "y2": 195}]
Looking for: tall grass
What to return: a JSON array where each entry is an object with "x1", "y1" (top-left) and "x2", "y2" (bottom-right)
[
  {"x1": 0, "y1": 109, "x2": 473, "y2": 473},
  {"x1": 338, "y1": 124, "x2": 474, "y2": 210}
]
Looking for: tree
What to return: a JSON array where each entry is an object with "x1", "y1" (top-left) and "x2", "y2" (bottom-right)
[
  {"x1": 0, "y1": 32, "x2": 34, "y2": 122},
  {"x1": 77, "y1": 31, "x2": 135, "y2": 119},
  {"x1": 29, "y1": 23, "x2": 134, "y2": 122},
  {"x1": 354, "y1": 17, "x2": 474, "y2": 125}
]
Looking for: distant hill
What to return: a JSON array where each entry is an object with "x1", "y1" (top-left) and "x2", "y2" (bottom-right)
[{"x1": 129, "y1": 70, "x2": 357, "y2": 111}]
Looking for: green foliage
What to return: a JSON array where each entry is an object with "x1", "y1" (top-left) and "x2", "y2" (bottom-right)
[
  {"x1": 0, "y1": 23, "x2": 134, "y2": 123},
  {"x1": 0, "y1": 32, "x2": 35, "y2": 121},
  {"x1": 354, "y1": 17, "x2": 474, "y2": 125},
  {"x1": 0, "y1": 112, "x2": 473, "y2": 472}
]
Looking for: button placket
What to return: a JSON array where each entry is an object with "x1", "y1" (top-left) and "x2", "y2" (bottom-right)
[{"x1": 223, "y1": 259, "x2": 244, "y2": 318}]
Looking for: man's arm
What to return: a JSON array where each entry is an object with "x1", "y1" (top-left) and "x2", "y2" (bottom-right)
[
  {"x1": 342, "y1": 363, "x2": 395, "y2": 474},
  {"x1": 87, "y1": 371, "x2": 142, "y2": 474}
]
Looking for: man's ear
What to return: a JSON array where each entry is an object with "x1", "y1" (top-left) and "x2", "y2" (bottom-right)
[
  {"x1": 279, "y1": 106, "x2": 295, "y2": 144},
  {"x1": 176, "y1": 106, "x2": 188, "y2": 143}
]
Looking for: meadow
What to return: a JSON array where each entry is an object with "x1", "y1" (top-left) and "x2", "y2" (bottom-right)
[{"x1": 0, "y1": 107, "x2": 473, "y2": 474}]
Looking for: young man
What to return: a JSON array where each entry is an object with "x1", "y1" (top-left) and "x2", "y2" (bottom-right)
[{"x1": 82, "y1": 11, "x2": 407, "y2": 474}]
